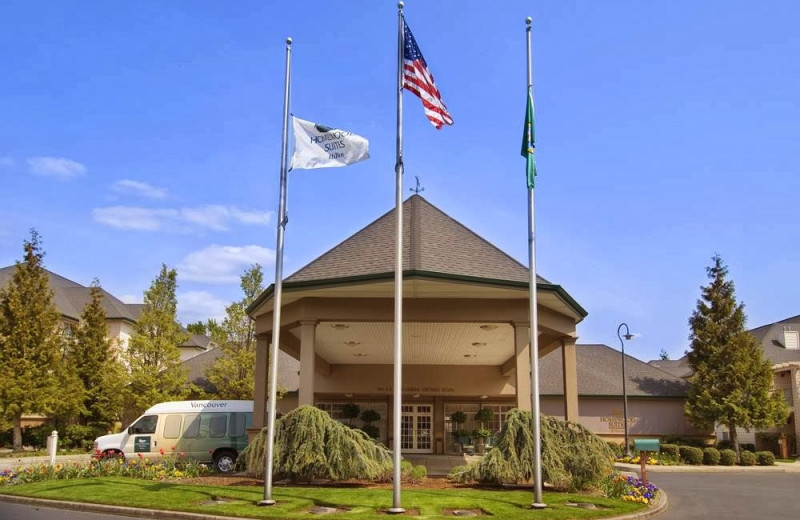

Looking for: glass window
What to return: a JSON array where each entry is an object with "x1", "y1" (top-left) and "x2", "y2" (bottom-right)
[
  {"x1": 163, "y1": 415, "x2": 182, "y2": 439},
  {"x1": 130, "y1": 415, "x2": 157, "y2": 434},
  {"x1": 182, "y1": 414, "x2": 201, "y2": 438},
  {"x1": 230, "y1": 413, "x2": 246, "y2": 437},
  {"x1": 209, "y1": 414, "x2": 227, "y2": 438}
]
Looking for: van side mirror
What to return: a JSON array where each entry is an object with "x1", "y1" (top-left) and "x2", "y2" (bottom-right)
[{"x1": 127, "y1": 426, "x2": 133, "y2": 434}]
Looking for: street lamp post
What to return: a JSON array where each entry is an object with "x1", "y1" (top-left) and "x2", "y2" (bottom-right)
[{"x1": 617, "y1": 323, "x2": 634, "y2": 457}]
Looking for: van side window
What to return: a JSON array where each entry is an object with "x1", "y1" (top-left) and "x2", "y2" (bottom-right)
[
  {"x1": 230, "y1": 413, "x2": 246, "y2": 437},
  {"x1": 163, "y1": 415, "x2": 182, "y2": 439},
  {"x1": 130, "y1": 415, "x2": 157, "y2": 434},
  {"x1": 182, "y1": 414, "x2": 201, "y2": 438},
  {"x1": 209, "y1": 414, "x2": 227, "y2": 438}
]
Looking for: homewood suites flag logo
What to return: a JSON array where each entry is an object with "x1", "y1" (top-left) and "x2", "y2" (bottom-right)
[{"x1": 290, "y1": 116, "x2": 370, "y2": 170}]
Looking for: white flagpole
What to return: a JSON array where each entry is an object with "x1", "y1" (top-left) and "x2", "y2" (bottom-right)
[
  {"x1": 259, "y1": 36, "x2": 292, "y2": 507},
  {"x1": 526, "y1": 17, "x2": 546, "y2": 510},
  {"x1": 388, "y1": 1, "x2": 406, "y2": 515}
]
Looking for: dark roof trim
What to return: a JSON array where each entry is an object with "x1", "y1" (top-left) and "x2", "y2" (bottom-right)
[{"x1": 247, "y1": 270, "x2": 588, "y2": 318}]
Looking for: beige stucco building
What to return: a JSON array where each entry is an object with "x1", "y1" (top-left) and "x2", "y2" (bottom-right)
[{"x1": 248, "y1": 195, "x2": 703, "y2": 453}]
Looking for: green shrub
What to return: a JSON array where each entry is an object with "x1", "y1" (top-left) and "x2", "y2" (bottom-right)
[
  {"x1": 22, "y1": 424, "x2": 53, "y2": 449},
  {"x1": 449, "y1": 410, "x2": 613, "y2": 491},
  {"x1": 449, "y1": 411, "x2": 467, "y2": 425},
  {"x1": 360, "y1": 424, "x2": 380, "y2": 439},
  {"x1": 360, "y1": 409, "x2": 381, "y2": 424},
  {"x1": 409, "y1": 465, "x2": 427, "y2": 482},
  {"x1": 756, "y1": 451, "x2": 775, "y2": 466},
  {"x1": 679, "y1": 446, "x2": 703, "y2": 465},
  {"x1": 659, "y1": 443, "x2": 679, "y2": 458},
  {"x1": 474, "y1": 408, "x2": 493, "y2": 424},
  {"x1": 716, "y1": 439, "x2": 733, "y2": 450},
  {"x1": 607, "y1": 441, "x2": 624, "y2": 458},
  {"x1": 663, "y1": 435, "x2": 706, "y2": 448},
  {"x1": 702, "y1": 447, "x2": 720, "y2": 465},
  {"x1": 62, "y1": 425, "x2": 104, "y2": 451},
  {"x1": 719, "y1": 449, "x2": 737, "y2": 466},
  {"x1": 241, "y1": 405, "x2": 392, "y2": 481},
  {"x1": 739, "y1": 443, "x2": 756, "y2": 453},
  {"x1": 739, "y1": 450, "x2": 756, "y2": 466}
]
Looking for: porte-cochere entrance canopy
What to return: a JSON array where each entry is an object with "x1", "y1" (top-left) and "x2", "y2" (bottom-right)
[{"x1": 247, "y1": 195, "x2": 587, "y2": 454}]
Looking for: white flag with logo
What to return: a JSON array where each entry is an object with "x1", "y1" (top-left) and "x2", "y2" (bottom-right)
[{"x1": 290, "y1": 116, "x2": 370, "y2": 170}]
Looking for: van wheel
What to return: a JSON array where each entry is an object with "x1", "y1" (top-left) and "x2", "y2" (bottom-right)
[{"x1": 213, "y1": 450, "x2": 237, "y2": 473}]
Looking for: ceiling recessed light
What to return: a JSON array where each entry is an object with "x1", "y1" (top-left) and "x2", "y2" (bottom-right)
[
  {"x1": 344, "y1": 341, "x2": 361, "y2": 347},
  {"x1": 412, "y1": 394, "x2": 420, "y2": 398},
  {"x1": 471, "y1": 342, "x2": 487, "y2": 348},
  {"x1": 353, "y1": 353, "x2": 368, "y2": 357},
  {"x1": 480, "y1": 395, "x2": 488, "y2": 399},
  {"x1": 344, "y1": 393, "x2": 354, "y2": 398},
  {"x1": 479, "y1": 324, "x2": 498, "y2": 331},
  {"x1": 463, "y1": 353, "x2": 477, "y2": 358},
  {"x1": 331, "y1": 324, "x2": 350, "y2": 330}
]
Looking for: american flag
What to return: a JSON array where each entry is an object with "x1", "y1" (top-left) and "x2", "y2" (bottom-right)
[{"x1": 403, "y1": 20, "x2": 453, "y2": 129}]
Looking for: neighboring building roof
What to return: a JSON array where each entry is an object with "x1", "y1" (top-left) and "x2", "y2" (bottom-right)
[
  {"x1": 648, "y1": 357, "x2": 693, "y2": 379},
  {"x1": 747, "y1": 314, "x2": 800, "y2": 365},
  {"x1": 286, "y1": 194, "x2": 547, "y2": 285},
  {"x1": 542, "y1": 344, "x2": 690, "y2": 397},
  {"x1": 0, "y1": 265, "x2": 138, "y2": 322},
  {"x1": 182, "y1": 347, "x2": 300, "y2": 394}
]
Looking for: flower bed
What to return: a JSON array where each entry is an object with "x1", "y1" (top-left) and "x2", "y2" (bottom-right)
[{"x1": 603, "y1": 474, "x2": 659, "y2": 505}]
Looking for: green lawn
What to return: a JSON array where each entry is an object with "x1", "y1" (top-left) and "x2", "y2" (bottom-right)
[{"x1": 0, "y1": 477, "x2": 646, "y2": 519}]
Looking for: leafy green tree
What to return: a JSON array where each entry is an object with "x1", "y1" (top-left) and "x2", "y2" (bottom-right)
[
  {"x1": 659, "y1": 348, "x2": 670, "y2": 361},
  {"x1": 125, "y1": 264, "x2": 190, "y2": 415},
  {"x1": 186, "y1": 318, "x2": 227, "y2": 346},
  {"x1": 70, "y1": 279, "x2": 127, "y2": 428},
  {"x1": 0, "y1": 231, "x2": 77, "y2": 450},
  {"x1": 685, "y1": 255, "x2": 790, "y2": 459},
  {"x1": 206, "y1": 264, "x2": 263, "y2": 399}
]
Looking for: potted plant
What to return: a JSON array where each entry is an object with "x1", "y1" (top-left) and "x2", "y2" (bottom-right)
[
  {"x1": 473, "y1": 408, "x2": 494, "y2": 454},
  {"x1": 449, "y1": 411, "x2": 472, "y2": 454},
  {"x1": 341, "y1": 403, "x2": 360, "y2": 427}
]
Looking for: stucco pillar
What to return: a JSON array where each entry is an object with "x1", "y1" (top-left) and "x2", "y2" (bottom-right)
[
  {"x1": 793, "y1": 367, "x2": 800, "y2": 451},
  {"x1": 252, "y1": 336, "x2": 269, "y2": 430},
  {"x1": 298, "y1": 320, "x2": 317, "y2": 406},
  {"x1": 561, "y1": 338, "x2": 579, "y2": 422},
  {"x1": 513, "y1": 322, "x2": 532, "y2": 411}
]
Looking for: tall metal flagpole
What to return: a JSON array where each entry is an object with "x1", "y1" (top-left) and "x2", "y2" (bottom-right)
[
  {"x1": 259, "y1": 36, "x2": 292, "y2": 507},
  {"x1": 526, "y1": 17, "x2": 546, "y2": 510},
  {"x1": 388, "y1": 1, "x2": 406, "y2": 515}
]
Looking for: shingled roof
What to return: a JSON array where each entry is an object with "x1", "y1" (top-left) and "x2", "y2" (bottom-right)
[
  {"x1": 0, "y1": 265, "x2": 138, "y2": 322},
  {"x1": 747, "y1": 314, "x2": 800, "y2": 365},
  {"x1": 541, "y1": 344, "x2": 689, "y2": 397},
  {"x1": 286, "y1": 194, "x2": 546, "y2": 284}
]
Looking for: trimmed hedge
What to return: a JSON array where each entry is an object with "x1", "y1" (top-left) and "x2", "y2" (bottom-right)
[
  {"x1": 702, "y1": 447, "x2": 720, "y2": 465},
  {"x1": 739, "y1": 450, "x2": 756, "y2": 466},
  {"x1": 606, "y1": 442, "x2": 624, "y2": 458},
  {"x1": 659, "y1": 443, "x2": 679, "y2": 458},
  {"x1": 679, "y1": 445, "x2": 704, "y2": 465},
  {"x1": 719, "y1": 449, "x2": 737, "y2": 466},
  {"x1": 756, "y1": 451, "x2": 775, "y2": 466}
]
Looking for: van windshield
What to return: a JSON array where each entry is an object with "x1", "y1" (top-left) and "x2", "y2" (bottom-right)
[{"x1": 130, "y1": 415, "x2": 158, "y2": 434}]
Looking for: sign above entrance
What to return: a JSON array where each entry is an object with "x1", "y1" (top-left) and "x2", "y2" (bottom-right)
[{"x1": 377, "y1": 386, "x2": 455, "y2": 394}]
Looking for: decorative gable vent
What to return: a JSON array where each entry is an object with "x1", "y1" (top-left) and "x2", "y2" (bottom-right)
[{"x1": 783, "y1": 329, "x2": 799, "y2": 349}]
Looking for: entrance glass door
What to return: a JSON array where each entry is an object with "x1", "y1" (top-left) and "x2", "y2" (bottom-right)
[{"x1": 400, "y1": 404, "x2": 433, "y2": 453}]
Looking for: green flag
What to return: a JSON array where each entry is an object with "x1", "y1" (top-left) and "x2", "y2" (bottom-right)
[{"x1": 521, "y1": 91, "x2": 536, "y2": 189}]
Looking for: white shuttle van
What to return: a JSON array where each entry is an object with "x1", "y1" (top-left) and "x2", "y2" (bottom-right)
[{"x1": 93, "y1": 400, "x2": 253, "y2": 473}]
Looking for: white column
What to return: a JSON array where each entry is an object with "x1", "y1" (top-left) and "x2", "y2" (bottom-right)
[{"x1": 298, "y1": 320, "x2": 317, "y2": 406}]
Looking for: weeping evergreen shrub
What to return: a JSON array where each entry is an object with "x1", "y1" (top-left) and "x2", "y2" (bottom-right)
[
  {"x1": 241, "y1": 405, "x2": 392, "y2": 482},
  {"x1": 449, "y1": 409, "x2": 614, "y2": 491}
]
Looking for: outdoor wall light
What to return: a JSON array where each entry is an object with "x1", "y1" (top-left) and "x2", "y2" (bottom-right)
[{"x1": 331, "y1": 323, "x2": 350, "y2": 330}]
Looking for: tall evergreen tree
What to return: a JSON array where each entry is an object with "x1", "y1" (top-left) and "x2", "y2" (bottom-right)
[
  {"x1": 71, "y1": 280, "x2": 127, "y2": 428},
  {"x1": 125, "y1": 264, "x2": 190, "y2": 415},
  {"x1": 685, "y1": 255, "x2": 790, "y2": 458},
  {"x1": 206, "y1": 264, "x2": 263, "y2": 399},
  {"x1": 0, "y1": 231, "x2": 71, "y2": 450}
]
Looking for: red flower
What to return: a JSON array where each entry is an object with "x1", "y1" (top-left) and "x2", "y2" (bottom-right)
[
  {"x1": 159, "y1": 448, "x2": 165, "y2": 455},
  {"x1": 137, "y1": 453, "x2": 143, "y2": 458},
  {"x1": 179, "y1": 452, "x2": 185, "y2": 458}
]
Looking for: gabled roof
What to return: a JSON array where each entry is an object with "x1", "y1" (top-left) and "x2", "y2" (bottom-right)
[
  {"x1": 648, "y1": 358, "x2": 692, "y2": 379},
  {"x1": 541, "y1": 344, "x2": 690, "y2": 397},
  {"x1": 747, "y1": 314, "x2": 800, "y2": 364},
  {"x1": 287, "y1": 194, "x2": 545, "y2": 285},
  {"x1": 0, "y1": 265, "x2": 138, "y2": 322}
]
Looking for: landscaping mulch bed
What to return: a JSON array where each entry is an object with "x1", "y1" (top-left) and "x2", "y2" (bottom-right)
[{"x1": 177, "y1": 474, "x2": 476, "y2": 490}]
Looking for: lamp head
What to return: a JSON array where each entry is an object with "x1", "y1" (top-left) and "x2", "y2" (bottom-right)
[{"x1": 623, "y1": 333, "x2": 634, "y2": 341}]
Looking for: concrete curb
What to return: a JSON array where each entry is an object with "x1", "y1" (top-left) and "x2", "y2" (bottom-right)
[
  {"x1": 1, "y1": 489, "x2": 668, "y2": 520},
  {"x1": 614, "y1": 462, "x2": 800, "y2": 473}
]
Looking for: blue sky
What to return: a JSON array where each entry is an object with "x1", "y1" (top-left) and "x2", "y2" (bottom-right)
[{"x1": 2, "y1": 1, "x2": 799, "y2": 362}]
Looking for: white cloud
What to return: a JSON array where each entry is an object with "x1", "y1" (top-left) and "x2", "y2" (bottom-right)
[
  {"x1": 92, "y1": 205, "x2": 272, "y2": 232},
  {"x1": 119, "y1": 294, "x2": 143, "y2": 304},
  {"x1": 28, "y1": 157, "x2": 87, "y2": 179},
  {"x1": 178, "y1": 290, "x2": 228, "y2": 324},
  {"x1": 92, "y1": 207, "x2": 179, "y2": 231},
  {"x1": 178, "y1": 244, "x2": 275, "y2": 284},
  {"x1": 113, "y1": 179, "x2": 167, "y2": 199}
]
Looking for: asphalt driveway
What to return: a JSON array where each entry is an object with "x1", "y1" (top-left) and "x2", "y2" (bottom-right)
[{"x1": 652, "y1": 472, "x2": 800, "y2": 520}]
